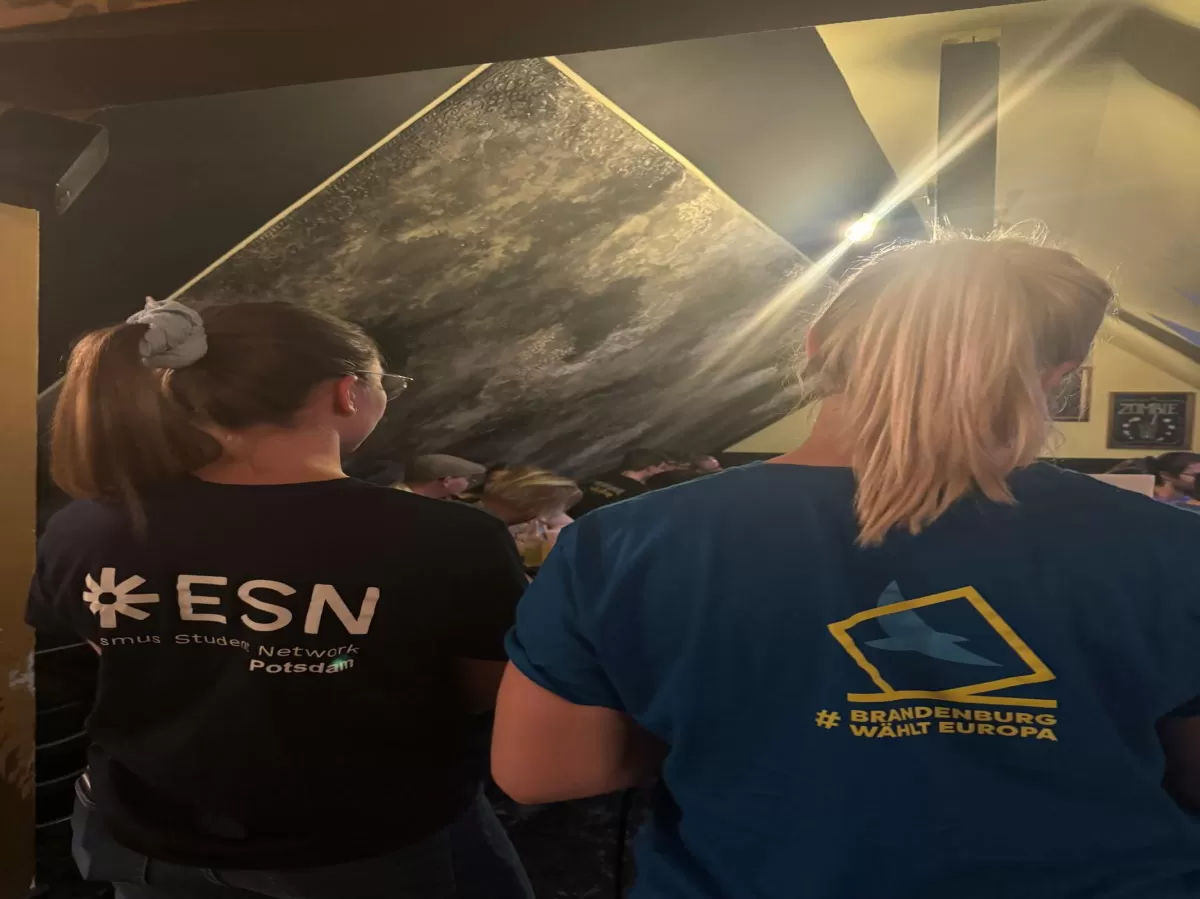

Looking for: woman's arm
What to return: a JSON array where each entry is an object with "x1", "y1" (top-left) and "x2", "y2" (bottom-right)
[{"x1": 492, "y1": 663, "x2": 666, "y2": 804}]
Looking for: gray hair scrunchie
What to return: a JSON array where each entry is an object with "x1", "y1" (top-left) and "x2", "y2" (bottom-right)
[{"x1": 126, "y1": 297, "x2": 208, "y2": 369}]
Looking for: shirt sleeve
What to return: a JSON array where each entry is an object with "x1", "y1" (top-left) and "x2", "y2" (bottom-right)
[
  {"x1": 443, "y1": 514, "x2": 529, "y2": 661},
  {"x1": 25, "y1": 553, "x2": 63, "y2": 634},
  {"x1": 25, "y1": 530, "x2": 98, "y2": 644},
  {"x1": 505, "y1": 524, "x2": 622, "y2": 710}
]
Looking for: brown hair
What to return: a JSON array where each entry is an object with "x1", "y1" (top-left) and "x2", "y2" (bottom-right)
[
  {"x1": 51, "y1": 302, "x2": 380, "y2": 515},
  {"x1": 802, "y1": 235, "x2": 1113, "y2": 545},
  {"x1": 483, "y1": 466, "x2": 582, "y2": 524},
  {"x1": 1142, "y1": 452, "x2": 1200, "y2": 487}
]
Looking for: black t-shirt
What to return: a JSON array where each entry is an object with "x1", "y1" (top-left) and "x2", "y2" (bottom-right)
[
  {"x1": 26, "y1": 478, "x2": 527, "y2": 869},
  {"x1": 569, "y1": 472, "x2": 647, "y2": 518}
]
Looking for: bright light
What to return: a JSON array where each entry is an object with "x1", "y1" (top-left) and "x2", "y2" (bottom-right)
[
  {"x1": 845, "y1": 214, "x2": 879, "y2": 244},
  {"x1": 688, "y1": 4, "x2": 1126, "y2": 388}
]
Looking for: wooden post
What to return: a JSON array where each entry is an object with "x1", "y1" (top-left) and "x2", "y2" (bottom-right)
[{"x1": 0, "y1": 202, "x2": 39, "y2": 899}]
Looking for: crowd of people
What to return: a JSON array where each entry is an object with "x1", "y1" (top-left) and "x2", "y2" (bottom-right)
[
  {"x1": 356, "y1": 449, "x2": 724, "y2": 570},
  {"x1": 26, "y1": 234, "x2": 1200, "y2": 899}
]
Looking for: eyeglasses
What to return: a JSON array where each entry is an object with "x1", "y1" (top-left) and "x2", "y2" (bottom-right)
[{"x1": 352, "y1": 371, "x2": 413, "y2": 400}]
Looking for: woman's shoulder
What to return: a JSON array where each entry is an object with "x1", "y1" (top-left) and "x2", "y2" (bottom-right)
[
  {"x1": 1020, "y1": 464, "x2": 1200, "y2": 525},
  {"x1": 43, "y1": 496, "x2": 127, "y2": 536},
  {"x1": 1003, "y1": 465, "x2": 1200, "y2": 566},
  {"x1": 38, "y1": 497, "x2": 135, "y2": 565}
]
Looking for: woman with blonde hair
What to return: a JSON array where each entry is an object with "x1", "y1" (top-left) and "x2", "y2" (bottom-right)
[
  {"x1": 477, "y1": 466, "x2": 582, "y2": 570},
  {"x1": 494, "y1": 236, "x2": 1200, "y2": 898}
]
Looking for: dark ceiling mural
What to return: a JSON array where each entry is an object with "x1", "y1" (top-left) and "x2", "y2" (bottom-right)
[
  {"x1": 38, "y1": 27, "x2": 922, "y2": 477},
  {"x1": 174, "y1": 57, "x2": 814, "y2": 474}
]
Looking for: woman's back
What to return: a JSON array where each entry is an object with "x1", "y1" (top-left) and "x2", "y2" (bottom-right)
[
  {"x1": 509, "y1": 464, "x2": 1200, "y2": 898},
  {"x1": 29, "y1": 299, "x2": 533, "y2": 894},
  {"x1": 31, "y1": 478, "x2": 526, "y2": 869}
]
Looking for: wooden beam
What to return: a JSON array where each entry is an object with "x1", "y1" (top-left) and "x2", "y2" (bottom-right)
[
  {"x1": 0, "y1": 201, "x2": 38, "y2": 899},
  {"x1": 0, "y1": 0, "x2": 1037, "y2": 110},
  {"x1": 1113, "y1": 308, "x2": 1200, "y2": 378},
  {"x1": 0, "y1": 0, "x2": 192, "y2": 31}
]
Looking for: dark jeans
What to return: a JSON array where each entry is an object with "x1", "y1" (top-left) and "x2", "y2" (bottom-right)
[{"x1": 72, "y1": 781, "x2": 535, "y2": 899}]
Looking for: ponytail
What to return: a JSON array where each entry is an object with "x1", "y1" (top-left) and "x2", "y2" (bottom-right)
[
  {"x1": 50, "y1": 322, "x2": 220, "y2": 516},
  {"x1": 51, "y1": 301, "x2": 380, "y2": 521},
  {"x1": 802, "y1": 235, "x2": 1112, "y2": 546}
]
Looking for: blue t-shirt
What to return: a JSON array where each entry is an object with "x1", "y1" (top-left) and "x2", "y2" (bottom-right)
[{"x1": 507, "y1": 463, "x2": 1200, "y2": 899}]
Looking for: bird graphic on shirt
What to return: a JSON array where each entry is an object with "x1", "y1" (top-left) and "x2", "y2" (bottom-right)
[{"x1": 865, "y1": 582, "x2": 999, "y2": 667}]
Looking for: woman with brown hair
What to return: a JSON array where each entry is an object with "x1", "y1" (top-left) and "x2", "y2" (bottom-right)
[
  {"x1": 27, "y1": 299, "x2": 532, "y2": 899},
  {"x1": 1147, "y1": 452, "x2": 1200, "y2": 507},
  {"x1": 494, "y1": 237, "x2": 1200, "y2": 898}
]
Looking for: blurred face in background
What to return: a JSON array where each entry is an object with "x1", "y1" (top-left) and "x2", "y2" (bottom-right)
[
  {"x1": 440, "y1": 475, "x2": 472, "y2": 498},
  {"x1": 1170, "y1": 463, "x2": 1200, "y2": 497}
]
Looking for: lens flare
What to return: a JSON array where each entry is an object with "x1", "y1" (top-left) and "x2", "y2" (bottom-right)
[{"x1": 845, "y1": 214, "x2": 880, "y2": 243}]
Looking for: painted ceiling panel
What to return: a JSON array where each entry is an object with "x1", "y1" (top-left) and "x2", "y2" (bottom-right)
[{"x1": 168, "y1": 59, "x2": 815, "y2": 474}]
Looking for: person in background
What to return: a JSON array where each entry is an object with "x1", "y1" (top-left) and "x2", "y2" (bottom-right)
[
  {"x1": 1146, "y1": 452, "x2": 1200, "y2": 507},
  {"x1": 644, "y1": 468, "x2": 701, "y2": 490},
  {"x1": 30, "y1": 300, "x2": 532, "y2": 899},
  {"x1": 494, "y1": 236, "x2": 1200, "y2": 899},
  {"x1": 646, "y1": 452, "x2": 723, "y2": 490},
  {"x1": 397, "y1": 453, "x2": 486, "y2": 499},
  {"x1": 1186, "y1": 471, "x2": 1200, "y2": 510},
  {"x1": 569, "y1": 448, "x2": 673, "y2": 518},
  {"x1": 477, "y1": 467, "x2": 582, "y2": 571},
  {"x1": 456, "y1": 462, "x2": 509, "y2": 505},
  {"x1": 662, "y1": 449, "x2": 694, "y2": 471}
]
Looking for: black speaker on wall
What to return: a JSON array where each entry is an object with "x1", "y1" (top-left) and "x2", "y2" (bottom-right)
[
  {"x1": 935, "y1": 37, "x2": 999, "y2": 236},
  {"x1": 0, "y1": 108, "x2": 108, "y2": 215}
]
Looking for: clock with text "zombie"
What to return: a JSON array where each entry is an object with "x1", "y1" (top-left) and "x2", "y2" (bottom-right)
[{"x1": 1107, "y1": 392, "x2": 1194, "y2": 450}]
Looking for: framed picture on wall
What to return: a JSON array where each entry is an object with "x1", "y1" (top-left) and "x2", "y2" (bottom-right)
[
  {"x1": 1107, "y1": 392, "x2": 1195, "y2": 450},
  {"x1": 1049, "y1": 365, "x2": 1091, "y2": 422}
]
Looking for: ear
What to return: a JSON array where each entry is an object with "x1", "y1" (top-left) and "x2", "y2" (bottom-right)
[
  {"x1": 1042, "y1": 361, "x2": 1078, "y2": 394},
  {"x1": 332, "y1": 374, "x2": 359, "y2": 417}
]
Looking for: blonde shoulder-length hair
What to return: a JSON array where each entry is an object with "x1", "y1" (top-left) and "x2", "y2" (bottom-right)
[
  {"x1": 802, "y1": 234, "x2": 1113, "y2": 546},
  {"x1": 483, "y1": 466, "x2": 582, "y2": 523}
]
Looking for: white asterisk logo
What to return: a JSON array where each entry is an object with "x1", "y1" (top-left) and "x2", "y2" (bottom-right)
[{"x1": 82, "y1": 568, "x2": 160, "y2": 629}]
